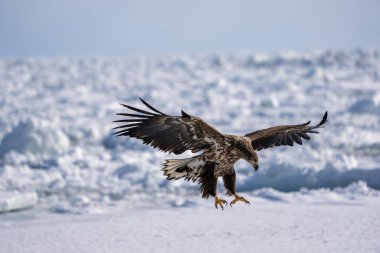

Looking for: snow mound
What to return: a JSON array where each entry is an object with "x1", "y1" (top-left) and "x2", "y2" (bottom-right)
[
  {"x1": 349, "y1": 94, "x2": 380, "y2": 114},
  {"x1": 0, "y1": 192, "x2": 38, "y2": 213},
  {"x1": 0, "y1": 119, "x2": 70, "y2": 157},
  {"x1": 238, "y1": 162, "x2": 380, "y2": 192},
  {"x1": 251, "y1": 181, "x2": 380, "y2": 204}
]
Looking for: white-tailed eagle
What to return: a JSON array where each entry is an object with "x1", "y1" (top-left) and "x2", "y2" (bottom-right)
[{"x1": 113, "y1": 98, "x2": 328, "y2": 209}]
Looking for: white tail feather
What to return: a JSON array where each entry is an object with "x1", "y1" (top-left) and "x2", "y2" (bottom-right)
[{"x1": 163, "y1": 156, "x2": 203, "y2": 181}]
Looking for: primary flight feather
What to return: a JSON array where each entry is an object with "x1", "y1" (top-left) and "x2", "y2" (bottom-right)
[{"x1": 113, "y1": 98, "x2": 328, "y2": 209}]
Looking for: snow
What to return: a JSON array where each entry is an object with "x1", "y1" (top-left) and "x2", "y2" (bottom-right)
[
  {"x1": 1, "y1": 198, "x2": 379, "y2": 253},
  {"x1": 0, "y1": 119, "x2": 70, "y2": 158},
  {"x1": 0, "y1": 192, "x2": 38, "y2": 213},
  {"x1": 0, "y1": 49, "x2": 380, "y2": 252}
]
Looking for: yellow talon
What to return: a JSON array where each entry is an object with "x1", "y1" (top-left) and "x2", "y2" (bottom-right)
[
  {"x1": 230, "y1": 194, "x2": 250, "y2": 206},
  {"x1": 214, "y1": 196, "x2": 227, "y2": 210}
]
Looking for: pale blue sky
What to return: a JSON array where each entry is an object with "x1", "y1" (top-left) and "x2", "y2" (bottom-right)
[{"x1": 0, "y1": 0, "x2": 379, "y2": 57}]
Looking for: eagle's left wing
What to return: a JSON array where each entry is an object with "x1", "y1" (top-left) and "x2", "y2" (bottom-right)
[
  {"x1": 113, "y1": 98, "x2": 225, "y2": 154},
  {"x1": 245, "y1": 112, "x2": 328, "y2": 151}
]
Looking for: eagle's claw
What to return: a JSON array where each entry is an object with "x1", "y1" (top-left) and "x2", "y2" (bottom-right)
[
  {"x1": 214, "y1": 197, "x2": 227, "y2": 210},
  {"x1": 230, "y1": 194, "x2": 250, "y2": 206}
]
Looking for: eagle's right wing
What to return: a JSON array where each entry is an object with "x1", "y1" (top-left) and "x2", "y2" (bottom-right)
[
  {"x1": 245, "y1": 112, "x2": 328, "y2": 151},
  {"x1": 113, "y1": 98, "x2": 224, "y2": 154}
]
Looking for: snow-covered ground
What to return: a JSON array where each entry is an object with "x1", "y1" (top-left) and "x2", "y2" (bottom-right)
[
  {"x1": 1, "y1": 198, "x2": 380, "y2": 253},
  {"x1": 0, "y1": 49, "x2": 380, "y2": 252}
]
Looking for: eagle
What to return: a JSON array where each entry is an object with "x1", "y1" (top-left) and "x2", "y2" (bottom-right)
[{"x1": 113, "y1": 98, "x2": 328, "y2": 209}]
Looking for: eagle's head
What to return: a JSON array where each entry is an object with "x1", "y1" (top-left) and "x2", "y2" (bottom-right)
[{"x1": 239, "y1": 138, "x2": 259, "y2": 171}]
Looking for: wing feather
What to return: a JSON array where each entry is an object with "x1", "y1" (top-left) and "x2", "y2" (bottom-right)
[
  {"x1": 246, "y1": 111, "x2": 327, "y2": 151},
  {"x1": 291, "y1": 133, "x2": 302, "y2": 145},
  {"x1": 298, "y1": 132, "x2": 311, "y2": 140},
  {"x1": 113, "y1": 98, "x2": 224, "y2": 154}
]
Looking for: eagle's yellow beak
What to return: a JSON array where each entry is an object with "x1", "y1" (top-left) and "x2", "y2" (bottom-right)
[{"x1": 250, "y1": 161, "x2": 259, "y2": 171}]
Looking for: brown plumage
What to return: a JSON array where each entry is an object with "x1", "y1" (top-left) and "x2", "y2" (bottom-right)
[{"x1": 113, "y1": 98, "x2": 328, "y2": 209}]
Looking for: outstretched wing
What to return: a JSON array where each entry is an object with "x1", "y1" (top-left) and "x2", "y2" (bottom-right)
[
  {"x1": 245, "y1": 112, "x2": 328, "y2": 151},
  {"x1": 113, "y1": 98, "x2": 224, "y2": 154}
]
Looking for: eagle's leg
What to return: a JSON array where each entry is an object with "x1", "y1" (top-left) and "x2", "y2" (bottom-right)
[
  {"x1": 230, "y1": 194, "x2": 250, "y2": 206},
  {"x1": 223, "y1": 170, "x2": 250, "y2": 206},
  {"x1": 212, "y1": 177, "x2": 227, "y2": 210},
  {"x1": 199, "y1": 163, "x2": 227, "y2": 210},
  {"x1": 214, "y1": 195, "x2": 227, "y2": 210}
]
